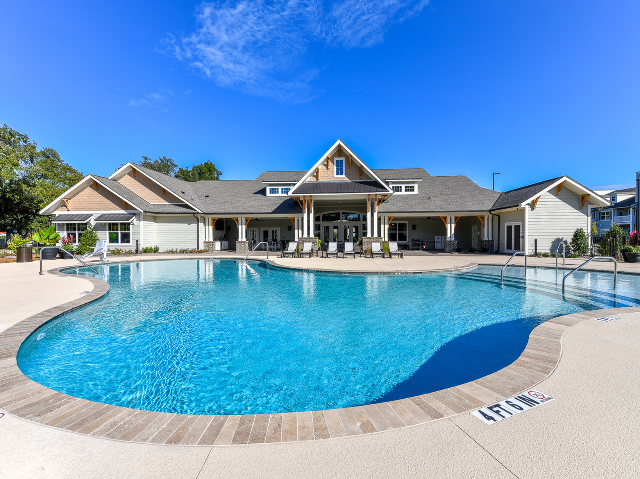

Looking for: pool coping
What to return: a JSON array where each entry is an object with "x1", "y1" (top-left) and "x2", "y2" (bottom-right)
[{"x1": 1, "y1": 260, "x2": 637, "y2": 447}]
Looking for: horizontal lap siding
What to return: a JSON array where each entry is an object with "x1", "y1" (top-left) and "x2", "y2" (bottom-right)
[
  {"x1": 142, "y1": 215, "x2": 157, "y2": 248},
  {"x1": 494, "y1": 210, "x2": 525, "y2": 253},
  {"x1": 527, "y1": 190, "x2": 591, "y2": 253},
  {"x1": 154, "y1": 216, "x2": 197, "y2": 250}
]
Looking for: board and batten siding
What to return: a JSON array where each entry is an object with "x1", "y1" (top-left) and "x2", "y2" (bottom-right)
[{"x1": 527, "y1": 189, "x2": 593, "y2": 254}]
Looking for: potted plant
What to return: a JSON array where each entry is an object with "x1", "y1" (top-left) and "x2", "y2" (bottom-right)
[
  {"x1": 624, "y1": 231, "x2": 640, "y2": 262},
  {"x1": 32, "y1": 226, "x2": 61, "y2": 260},
  {"x1": 9, "y1": 234, "x2": 32, "y2": 263}
]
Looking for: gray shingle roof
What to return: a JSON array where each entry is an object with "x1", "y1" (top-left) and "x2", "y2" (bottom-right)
[
  {"x1": 379, "y1": 176, "x2": 501, "y2": 213},
  {"x1": 610, "y1": 197, "x2": 635, "y2": 208},
  {"x1": 373, "y1": 168, "x2": 430, "y2": 179},
  {"x1": 51, "y1": 214, "x2": 92, "y2": 223},
  {"x1": 490, "y1": 177, "x2": 563, "y2": 211},
  {"x1": 95, "y1": 213, "x2": 136, "y2": 222},
  {"x1": 255, "y1": 171, "x2": 306, "y2": 182},
  {"x1": 291, "y1": 181, "x2": 388, "y2": 195}
]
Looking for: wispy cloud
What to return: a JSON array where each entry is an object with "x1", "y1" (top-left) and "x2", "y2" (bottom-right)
[
  {"x1": 129, "y1": 89, "x2": 173, "y2": 110},
  {"x1": 163, "y1": 0, "x2": 427, "y2": 102}
]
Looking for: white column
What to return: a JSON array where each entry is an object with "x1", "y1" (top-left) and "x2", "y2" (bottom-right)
[
  {"x1": 303, "y1": 198, "x2": 308, "y2": 238},
  {"x1": 309, "y1": 197, "x2": 314, "y2": 237},
  {"x1": 367, "y1": 197, "x2": 372, "y2": 237},
  {"x1": 373, "y1": 199, "x2": 379, "y2": 237},
  {"x1": 524, "y1": 206, "x2": 529, "y2": 254},
  {"x1": 483, "y1": 214, "x2": 489, "y2": 240},
  {"x1": 236, "y1": 217, "x2": 242, "y2": 242},
  {"x1": 450, "y1": 216, "x2": 455, "y2": 240},
  {"x1": 295, "y1": 217, "x2": 299, "y2": 241}
]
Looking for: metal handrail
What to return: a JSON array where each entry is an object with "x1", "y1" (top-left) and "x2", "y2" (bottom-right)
[
  {"x1": 562, "y1": 256, "x2": 617, "y2": 293},
  {"x1": 39, "y1": 246, "x2": 99, "y2": 276},
  {"x1": 555, "y1": 242, "x2": 566, "y2": 270},
  {"x1": 501, "y1": 251, "x2": 527, "y2": 282},
  {"x1": 243, "y1": 241, "x2": 269, "y2": 261}
]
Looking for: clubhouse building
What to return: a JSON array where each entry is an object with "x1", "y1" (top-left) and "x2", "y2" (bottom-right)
[{"x1": 40, "y1": 140, "x2": 609, "y2": 255}]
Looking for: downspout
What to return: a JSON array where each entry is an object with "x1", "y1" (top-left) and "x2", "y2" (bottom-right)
[
  {"x1": 491, "y1": 212, "x2": 500, "y2": 254},
  {"x1": 193, "y1": 214, "x2": 199, "y2": 250}
]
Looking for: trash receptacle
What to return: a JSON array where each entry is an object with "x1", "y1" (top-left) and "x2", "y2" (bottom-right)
[{"x1": 16, "y1": 246, "x2": 33, "y2": 262}]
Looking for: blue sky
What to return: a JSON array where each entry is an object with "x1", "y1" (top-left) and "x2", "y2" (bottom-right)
[{"x1": 1, "y1": 0, "x2": 639, "y2": 191}]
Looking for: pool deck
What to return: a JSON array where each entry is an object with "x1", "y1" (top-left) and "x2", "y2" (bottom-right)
[{"x1": 1, "y1": 254, "x2": 639, "y2": 478}]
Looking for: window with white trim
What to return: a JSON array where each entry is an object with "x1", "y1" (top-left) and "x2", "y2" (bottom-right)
[
  {"x1": 108, "y1": 223, "x2": 131, "y2": 244},
  {"x1": 404, "y1": 185, "x2": 415, "y2": 193},
  {"x1": 266, "y1": 184, "x2": 294, "y2": 196},
  {"x1": 281, "y1": 187, "x2": 291, "y2": 195},
  {"x1": 63, "y1": 223, "x2": 87, "y2": 244},
  {"x1": 389, "y1": 183, "x2": 418, "y2": 194},
  {"x1": 392, "y1": 185, "x2": 402, "y2": 193},
  {"x1": 599, "y1": 211, "x2": 611, "y2": 221},
  {"x1": 269, "y1": 187, "x2": 279, "y2": 195},
  {"x1": 334, "y1": 158, "x2": 345, "y2": 176}
]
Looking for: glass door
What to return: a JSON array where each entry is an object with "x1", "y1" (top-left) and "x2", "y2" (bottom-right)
[{"x1": 505, "y1": 223, "x2": 521, "y2": 251}]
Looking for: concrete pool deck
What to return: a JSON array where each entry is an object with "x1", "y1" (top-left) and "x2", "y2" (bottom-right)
[{"x1": 1, "y1": 254, "x2": 639, "y2": 478}]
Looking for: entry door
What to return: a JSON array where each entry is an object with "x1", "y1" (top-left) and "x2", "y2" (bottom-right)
[
  {"x1": 505, "y1": 223, "x2": 521, "y2": 252},
  {"x1": 261, "y1": 228, "x2": 280, "y2": 248}
]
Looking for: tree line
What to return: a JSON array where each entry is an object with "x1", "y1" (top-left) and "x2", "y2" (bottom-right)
[{"x1": 0, "y1": 124, "x2": 222, "y2": 235}]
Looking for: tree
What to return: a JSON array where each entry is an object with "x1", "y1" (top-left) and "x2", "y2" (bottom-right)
[
  {"x1": 175, "y1": 160, "x2": 223, "y2": 182},
  {"x1": 139, "y1": 156, "x2": 178, "y2": 176},
  {"x1": 570, "y1": 228, "x2": 589, "y2": 257},
  {"x1": 597, "y1": 223, "x2": 626, "y2": 259},
  {"x1": 0, "y1": 124, "x2": 83, "y2": 234},
  {"x1": 590, "y1": 221, "x2": 598, "y2": 236}
]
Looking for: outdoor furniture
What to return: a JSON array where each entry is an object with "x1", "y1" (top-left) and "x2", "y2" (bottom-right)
[
  {"x1": 389, "y1": 241, "x2": 404, "y2": 259},
  {"x1": 371, "y1": 242, "x2": 385, "y2": 258},
  {"x1": 281, "y1": 242, "x2": 297, "y2": 258},
  {"x1": 82, "y1": 240, "x2": 108, "y2": 262},
  {"x1": 343, "y1": 242, "x2": 356, "y2": 258},
  {"x1": 298, "y1": 242, "x2": 313, "y2": 258},
  {"x1": 324, "y1": 241, "x2": 338, "y2": 258}
]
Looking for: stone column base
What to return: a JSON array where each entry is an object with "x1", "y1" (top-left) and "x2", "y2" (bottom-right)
[
  {"x1": 299, "y1": 237, "x2": 318, "y2": 255},
  {"x1": 363, "y1": 237, "x2": 383, "y2": 255},
  {"x1": 204, "y1": 241, "x2": 214, "y2": 253},
  {"x1": 235, "y1": 241, "x2": 249, "y2": 254},
  {"x1": 444, "y1": 240, "x2": 458, "y2": 253},
  {"x1": 481, "y1": 240, "x2": 495, "y2": 253}
]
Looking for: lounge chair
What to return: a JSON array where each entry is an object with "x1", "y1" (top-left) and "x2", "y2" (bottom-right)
[
  {"x1": 371, "y1": 242, "x2": 385, "y2": 258},
  {"x1": 282, "y1": 242, "x2": 297, "y2": 258},
  {"x1": 82, "y1": 240, "x2": 108, "y2": 262},
  {"x1": 388, "y1": 241, "x2": 403, "y2": 259},
  {"x1": 343, "y1": 242, "x2": 356, "y2": 258},
  {"x1": 324, "y1": 241, "x2": 338, "y2": 258},
  {"x1": 298, "y1": 242, "x2": 313, "y2": 258}
]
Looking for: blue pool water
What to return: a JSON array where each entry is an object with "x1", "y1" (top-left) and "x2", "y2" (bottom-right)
[{"x1": 17, "y1": 260, "x2": 640, "y2": 415}]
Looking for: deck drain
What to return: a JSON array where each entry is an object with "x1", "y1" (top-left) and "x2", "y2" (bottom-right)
[
  {"x1": 79, "y1": 291, "x2": 90, "y2": 295},
  {"x1": 594, "y1": 316, "x2": 620, "y2": 323}
]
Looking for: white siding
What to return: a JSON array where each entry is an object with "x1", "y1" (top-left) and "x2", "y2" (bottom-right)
[
  {"x1": 141, "y1": 214, "x2": 157, "y2": 248},
  {"x1": 153, "y1": 215, "x2": 198, "y2": 250},
  {"x1": 527, "y1": 189, "x2": 593, "y2": 254},
  {"x1": 491, "y1": 209, "x2": 525, "y2": 253}
]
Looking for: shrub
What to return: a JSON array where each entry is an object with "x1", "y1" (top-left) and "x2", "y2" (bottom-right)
[
  {"x1": 570, "y1": 228, "x2": 589, "y2": 257},
  {"x1": 542, "y1": 252, "x2": 551, "y2": 258},
  {"x1": 468, "y1": 247, "x2": 476, "y2": 253},
  {"x1": 597, "y1": 223, "x2": 626, "y2": 259},
  {"x1": 629, "y1": 231, "x2": 639, "y2": 247},
  {"x1": 76, "y1": 226, "x2": 99, "y2": 255},
  {"x1": 32, "y1": 225, "x2": 60, "y2": 246},
  {"x1": 109, "y1": 248, "x2": 125, "y2": 255},
  {"x1": 61, "y1": 234, "x2": 75, "y2": 254},
  {"x1": 591, "y1": 221, "x2": 598, "y2": 236},
  {"x1": 141, "y1": 246, "x2": 160, "y2": 253},
  {"x1": 7, "y1": 234, "x2": 29, "y2": 254},
  {"x1": 382, "y1": 241, "x2": 390, "y2": 254}
]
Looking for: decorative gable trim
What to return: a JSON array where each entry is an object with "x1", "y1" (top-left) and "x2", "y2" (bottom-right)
[{"x1": 518, "y1": 176, "x2": 608, "y2": 208}]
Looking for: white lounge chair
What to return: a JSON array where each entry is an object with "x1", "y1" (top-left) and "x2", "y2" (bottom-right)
[
  {"x1": 343, "y1": 242, "x2": 356, "y2": 258},
  {"x1": 282, "y1": 242, "x2": 297, "y2": 258},
  {"x1": 325, "y1": 241, "x2": 338, "y2": 258},
  {"x1": 388, "y1": 241, "x2": 403, "y2": 259},
  {"x1": 82, "y1": 240, "x2": 108, "y2": 262},
  {"x1": 299, "y1": 242, "x2": 313, "y2": 258},
  {"x1": 371, "y1": 242, "x2": 385, "y2": 258}
]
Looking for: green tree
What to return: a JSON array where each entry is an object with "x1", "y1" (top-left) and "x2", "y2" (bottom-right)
[
  {"x1": 590, "y1": 221, "x2": 598, "y2": 236},
  {"x1": 0, "y1": 124, "x2": 83, "y2": 234},
  {"x1": 139, "y1": 156, "x2": 178, "y2": 176},
  {"x1": 597, "y1": 223, "x2": 626, "y2": 259},
  {"x1": 175, "y1": 160, "x2": 223, "y2": 182},
  {"x1": 76, "y1": 226, "x2": 99, "y2": 255},
  {"x1": 570, "y1": 228, "x2": 589, "y2": 257}
]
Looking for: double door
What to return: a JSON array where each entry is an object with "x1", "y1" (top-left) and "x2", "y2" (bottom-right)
[
  {"x1": 322, "y1": 224, "x2": 359, "y2": 243},
  {"x1": 505, "y1": 223, "x2": 521, "y2": 252}
]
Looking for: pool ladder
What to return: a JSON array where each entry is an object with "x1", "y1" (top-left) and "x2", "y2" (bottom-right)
[{"x1": 501, "y1": 251, "x2": 527, "y2": 282}]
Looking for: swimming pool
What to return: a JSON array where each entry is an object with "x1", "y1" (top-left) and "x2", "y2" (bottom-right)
[{"x1": 17, "y1": 259, "x2": 640, "y2": 415}]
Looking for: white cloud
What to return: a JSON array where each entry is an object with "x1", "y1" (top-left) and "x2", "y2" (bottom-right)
[
  {"x1": 129, "y1": 89, "x2": 172, "y2": 109},
  {"x1": 164, "y1": 0, "x2": 427, "y2": 102}
]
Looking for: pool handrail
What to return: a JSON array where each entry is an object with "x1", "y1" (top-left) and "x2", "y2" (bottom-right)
[
  {"x1": 555, "y1": 242, "x2": 566, "y2": 270},
  {"x1": 243, "y1": 241, "x2": 269, "y2": 261},
  {"x1": 501, "y1": 251, "x2": 527, "y2": 282},
  {"x1": 562, "y1": 256, "x2": 617, "y2": 294},
  {"x1": 40, "y1": 246, "x2": 99, "y2": 276}
]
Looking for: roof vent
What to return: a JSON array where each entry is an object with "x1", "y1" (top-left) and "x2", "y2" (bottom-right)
[
  {"x1": 181, "y1": 191, "x2": 185, "y2": 194},
  {"x1": 205, "y1": 195, "x2": 209, "y2": 198}
]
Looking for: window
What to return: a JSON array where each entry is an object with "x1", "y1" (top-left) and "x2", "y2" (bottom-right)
[
  {"x1": 599, "y1": 211, "x2": 611, "y2": 221},
  {"x1": 63, "y1": 223, "x2": 87, "y2": 244},
  {"x1": 269, "y1": 187, "x2": 279, "y2": 195},
  {"x1": 389, "y1": 222, "x2": 408, "y2": 242},
  {"x1": 389, "y1": 183, "x2": 417, "y2": 194},
  {"x1": 404, "y1": 185, "x2": 415, "y2": 193},
  {"x1": 392, "y1": 185, "x2": 402, "y2": 193},
  {"x1": 108, "y1": 223, "x2": 131, "y2": 244},
  {"x1": 321, "y1": 212, "x2": 341, "y2": 222},
  {"x1": 618, "y1": 208, "x2": 630, "y2": 217},
  {"x1": 610, "y1": 194, "x2": 617, "y2": 203},
  {"x1": 281, "y1": 187, "x2": 291, "y2": 195},
  {"x1": 341, "y1": 213, "x2": 360, "y2": 221},
  {"x1": 334, "y1": 158, "x2": 344, "y2": 176}
]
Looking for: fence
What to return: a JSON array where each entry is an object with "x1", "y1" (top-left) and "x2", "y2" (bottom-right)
[{"x1": 590, "y1": 234, "x2": 629, "y2": 258}]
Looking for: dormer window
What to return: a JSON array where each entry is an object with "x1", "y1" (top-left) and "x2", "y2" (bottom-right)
[
  {"x1": 389, "y1": 182, "x2": 418, "y2": 194},
  {"x1": 266, "y1": 184, "x2": 295, "y2": 196},
  {"x1": 269, "y1": 187, "x2": 279, "y2": 195},
  {"x1": 610, "y1": 194, "x2": 617, "y2": 203},
  {"x1": 392, "y1": 186, "x2": 402, "y2": 193},
  {"x1": 334, "y1": 158, "x2": 345, "y2": 177},
  {"x1": 281, "y1": 187, "x2": 291, "y2": 195}
]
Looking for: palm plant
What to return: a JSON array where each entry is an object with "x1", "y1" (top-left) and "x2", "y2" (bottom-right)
[{"x1": 32, "y1": 225, "x2": 60, "y2": 246}]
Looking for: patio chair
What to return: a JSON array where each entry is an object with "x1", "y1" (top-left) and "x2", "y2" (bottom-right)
[
  {"x1": 388, "y1": 241, "x2": 404, "y2": 259},
  {"x1": 282, "y1": 242, "x2": 297, "y2": 258},
  {"x1": 82, "y1": 240, "x2": 108, "y2": 262},
  {"x1": 371, "y1": 242, "x2": 385, "y2": 258},
  {"x1": 342, "y1": 242, "x2": 356, "y2": 258},
  {"x1": 325, "y1": 241, "x2": 339, "y2": 258},
  {"x1": 298, "y1": 242, "x2": 313, "y2": 258}
]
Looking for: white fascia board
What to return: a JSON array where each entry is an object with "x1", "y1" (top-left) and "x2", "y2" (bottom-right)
[
  {"x1": 519, "y1": 176, "x2": 609, "y2": 207},
  {"x1": 386, "y1": 178, "x2": 424, "y2": 182},
  {"x1": 290, "y1": 140, "x2": 393, "y2": 194},
  {"x1": 262, "y1": 181, "x2": 297, "y2": 184},
  {"x1": 109, "y1": 162, "x2": 203, "y2": 213},
  {"x1": 40, "y1": 175, "x2": 94, "y2": 214}
]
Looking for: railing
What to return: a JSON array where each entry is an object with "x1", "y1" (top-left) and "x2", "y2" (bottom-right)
[
  {"x1": 501, "y1": 251, "x2": 527, "y2": 282},
  {"x1": 615, "y1": 215, "x2": 631, "y2": 223},
  {"x1": 242, "y1": 241, "x2": 269, "y2": 261},
  {"x1": 555, "y1": 242, "x2": 566, "y2": 270},
  {"x1": 562, "y1": 256, "x2": 617, "y2": 294},
  {"x1": 39, "y1": 246, "x2": 99, "y2": 276}
]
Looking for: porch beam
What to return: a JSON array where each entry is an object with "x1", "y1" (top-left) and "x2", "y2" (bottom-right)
[
  {"x1": 440, "y1": 216, "x2": 448, "y2": 227},
  {"x1": 476, "y1": 215, "x2": 485, "y2": 227},
  {"x1": 293, "y1": 196, "x2": 303, "y2": 208}
]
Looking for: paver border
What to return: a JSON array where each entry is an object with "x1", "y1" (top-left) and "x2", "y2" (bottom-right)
[{"x1": 1, "y1": 258, "x2": 637, "y2": 447}]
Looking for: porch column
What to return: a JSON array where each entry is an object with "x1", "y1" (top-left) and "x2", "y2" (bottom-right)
[
  {"x1": 373, "y1": 196, "x2": 379, "y2": 237},
  {"x1": 489, "y1": 215, "x2": 493, "y2": 240},
  {"x1": 303, "y1": 197, "x2": 308, "y2": 238},
  {"x1": 483, "y1": 214, "x2": 489, "y2": 240},
  {"x1": 236, "y1": 217, "x2": 242, "y2": 241},
  {"x1": 449, "y1": 216, "x2": 455, "y2": 241},
  {"x1": 367, "y1": 195, "x2": 372, "y2": 237},
  {"x1": 309, "y1": 196, "x2": 314, "y2": 237},
  {"x1": 295, "y1": 217, "x2": 299, "y2": 241}
]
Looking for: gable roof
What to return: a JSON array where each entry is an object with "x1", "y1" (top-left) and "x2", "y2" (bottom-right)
[
  {"x1": 290, "y1": 139, "x2": 393, "y2": 195},
  {"x1": 374, "y1": 168, "x2": 430, "y2": 180},
  {"x1": 256, "y1": 171, "x2": 306, "y2": 182},
  {"x1": 491, "y1": 176, "x2": 609, "y2": 210}
]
